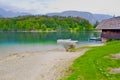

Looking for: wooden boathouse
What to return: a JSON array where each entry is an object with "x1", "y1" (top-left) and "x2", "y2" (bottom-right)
[{"x1": 96, "y1": 17, "x2": 120, "y2": 42}]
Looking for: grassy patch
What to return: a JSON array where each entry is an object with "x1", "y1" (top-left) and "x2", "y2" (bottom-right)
[
  {"x1": 62, "y1": 40, "x2": 120, "y2": 80},
  {"x1": 68, "y1": 46, "x2": 91, "y2": 52}
]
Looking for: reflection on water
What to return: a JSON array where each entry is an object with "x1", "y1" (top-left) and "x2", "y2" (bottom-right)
[{"x1": 0, "y1": 31, "x2": 101, "y2": 55}]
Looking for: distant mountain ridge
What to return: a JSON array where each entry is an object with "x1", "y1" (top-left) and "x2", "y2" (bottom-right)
[
  {"x1": 0, "y1": 8, "x2": 113, "y2": 24},
  {"x1": 0, "y1": 15, "x2": 2, "y2": 18},
  {"x1": 93, "y1": 14, "x2": 113, "y2": 22},
  {"x1": 0, "y1": 8, "x2": 29, "y2": 18},
  {"x1": 47, "y1": 11, "x2": 113, "y2": 24}
]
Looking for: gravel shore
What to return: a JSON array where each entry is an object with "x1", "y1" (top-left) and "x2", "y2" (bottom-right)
[{"x1": 0, "y1": 49, "x2": 88, "y2": 80}]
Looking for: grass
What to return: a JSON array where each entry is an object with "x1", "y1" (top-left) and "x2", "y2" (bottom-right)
[{"x1": 62, "y1": 40, "x2": 120, "y2": 80}]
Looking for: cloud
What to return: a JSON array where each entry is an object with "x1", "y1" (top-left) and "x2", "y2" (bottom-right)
[
  {"x1": 48, "y1": 0, "x2": 120, "y2": 15},
  {"x1": 0, "y1": 0, "x2": 61, "y2": 14},
  {"x1": 0, "y1": 0, "x2": 120, "y2": 15}
]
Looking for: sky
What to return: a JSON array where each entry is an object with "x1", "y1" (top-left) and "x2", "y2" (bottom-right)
[{"x1": 0, "y1": 0, "x2": 120, "y2": 16}]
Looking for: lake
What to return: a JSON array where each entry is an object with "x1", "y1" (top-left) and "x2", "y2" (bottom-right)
[{"x1": 0, "y1": 31, "x2": 101, "y2": 56}]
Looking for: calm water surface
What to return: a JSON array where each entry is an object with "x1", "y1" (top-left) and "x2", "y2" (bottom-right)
[{"x1": 0, "y1": 31, "x2": 101, "y2": 56}]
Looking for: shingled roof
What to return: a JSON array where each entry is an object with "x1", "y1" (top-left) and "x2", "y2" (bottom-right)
[{"x1": 96, "y1": 17, "x2": 120, "y2": 29}]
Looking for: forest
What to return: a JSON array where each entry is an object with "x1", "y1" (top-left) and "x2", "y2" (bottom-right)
[{"x1": 0, "y1": 15, "x2": 93, "y2": 32}]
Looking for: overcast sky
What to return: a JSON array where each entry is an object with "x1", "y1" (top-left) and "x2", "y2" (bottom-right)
[{"x1": 0, "y1": 0, "x2": 120, "y2": 16}]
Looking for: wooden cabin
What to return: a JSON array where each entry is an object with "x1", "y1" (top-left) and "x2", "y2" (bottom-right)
[{"x1": 96, "y1": 17, "x2": 120, "y2": 42}]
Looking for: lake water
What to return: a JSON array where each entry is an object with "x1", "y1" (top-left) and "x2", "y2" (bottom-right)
[{"x1": 0, "y1": 31, "x2": 101, "y2": 56}]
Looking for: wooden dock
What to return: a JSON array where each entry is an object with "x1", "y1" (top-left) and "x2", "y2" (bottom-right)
[{"x1": 89, "y1": 37, "x2": 101, "y2": 41}]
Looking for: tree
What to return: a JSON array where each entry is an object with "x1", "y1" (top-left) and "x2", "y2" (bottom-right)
[
  {"x1": 41, "y1": 24, "x2": 47, "y2": 31},
  {"x1": 0, "y1": 15, "x2": 93, "y2": 32},
  {"x1": 93, "y1": 21, "x2": 99, "y2": 28}
]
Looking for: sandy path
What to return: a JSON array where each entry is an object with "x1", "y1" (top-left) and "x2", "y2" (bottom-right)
[{"x1": 0, "y1": 49, "x2": 88, "y2": 80}]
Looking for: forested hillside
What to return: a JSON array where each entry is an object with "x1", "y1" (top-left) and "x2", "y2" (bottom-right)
[{"x1": 0, "y1": 15, "x2": 93, "y2": 32}]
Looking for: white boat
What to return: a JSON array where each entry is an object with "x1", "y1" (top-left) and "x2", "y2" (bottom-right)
[
  {"x1": 57, "y1": 39, "x2": 71, "y2": 43},
  {"x1": 57, "y1": 39, "x2": 78, "y2": 45}
]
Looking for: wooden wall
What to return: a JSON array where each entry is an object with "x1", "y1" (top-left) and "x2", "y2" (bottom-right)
[{"x1": 102, "y1": 29, "x2": 120, "y2": 39}]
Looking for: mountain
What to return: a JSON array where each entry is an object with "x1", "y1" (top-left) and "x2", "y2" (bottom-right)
[
  {"x1": 0, "y1": 8, "x2": 113, "y2": 24},
  {"x1": 47, "y1": 11, "x2": 112, "y2": 24},
  {"x1": 0, "y1": 8, "x2": 29, "y2": 18},
  {"x1": 0, "y1": 15, "x2": 2, "y2": 18},
  {"x1": 93, "y1": 14, "x2": 113, "y2": 22}
]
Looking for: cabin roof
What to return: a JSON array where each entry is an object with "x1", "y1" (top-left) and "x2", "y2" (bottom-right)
[{"x1": 96, "y1": 17, "x2": 120, "y2": 29}]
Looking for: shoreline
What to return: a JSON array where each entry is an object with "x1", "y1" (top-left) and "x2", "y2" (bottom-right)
[
  {"x1": 0, "y1": 49, "x2": 88, "y2": 80},
  {"x1": 0, "y1": 30, "x2": 98, "y2": 33},
  {"x1": 0, "y1": 30, "x2": 57, "y2": 32},
  {"x1": 0, "y1": 43, "x2": 104, "y2": 80}
]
